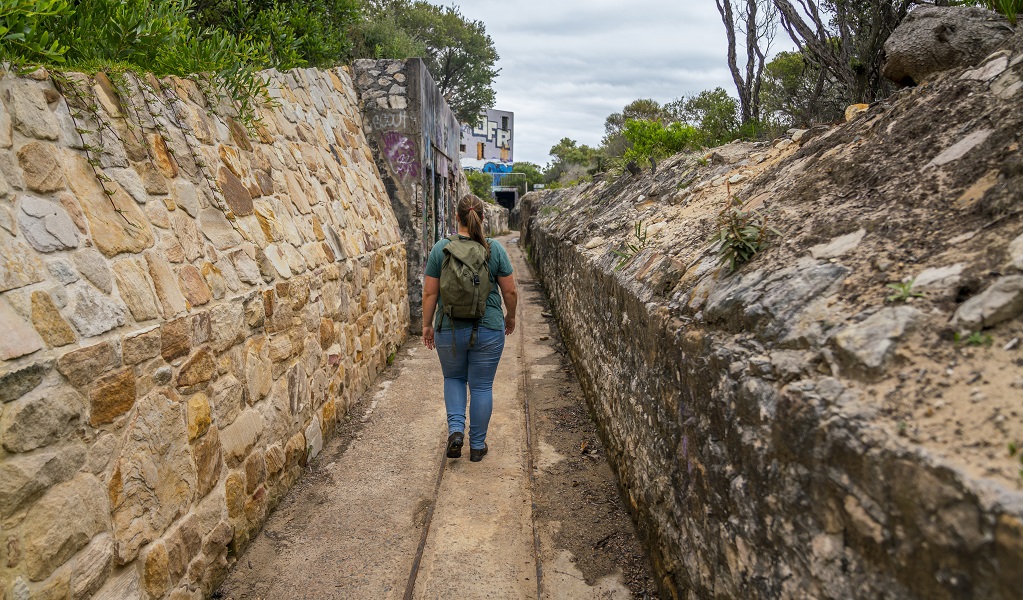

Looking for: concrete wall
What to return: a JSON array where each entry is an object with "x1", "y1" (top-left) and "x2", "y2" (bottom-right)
[
  {"x1": 353, "y1": 59, "x2": 508, "y2": 328},
  {"x1": 0, "y1": 66, "x2": 408, "y2": 599},
  {"x1": 459, "y1": 108, "x2": 514, "y2": 172}
]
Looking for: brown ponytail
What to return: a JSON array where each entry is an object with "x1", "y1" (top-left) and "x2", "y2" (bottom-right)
[{"x1": 457, "y1": 194, "x2": 490, "y2": 253}]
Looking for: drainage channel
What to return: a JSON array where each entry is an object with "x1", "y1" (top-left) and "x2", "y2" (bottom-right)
[{"x1": 402, "y1": 439, "x2": 449, "y2": 600}]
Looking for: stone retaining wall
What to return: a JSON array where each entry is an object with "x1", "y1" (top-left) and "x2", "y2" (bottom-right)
[
  {"x1": 0, "y1": 66, "x2": 408, "y2": 599},
  {"x1": 522, "y1": 178, "x2": 1023, "y2": 599}
]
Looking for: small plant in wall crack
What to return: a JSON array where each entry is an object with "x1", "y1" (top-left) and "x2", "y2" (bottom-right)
[
  {"x1": 713, "y1": 198, "x2": 778, "y2": 273},
  {"x1": 612, "y1": 220, "x2": 648, "y2": 271},
  {"x1": 953, "y1": 331, "x2": 994, "y2": 347},
  {"x1": 886, "y1": 280, "x2": 924, "y2": 302}
]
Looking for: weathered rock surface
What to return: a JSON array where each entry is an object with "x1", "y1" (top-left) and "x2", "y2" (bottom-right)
[
  {"x1": 3, "y1": 79, "x2": 60, "y2": 140},
  {"x1": 55, "y1": 341, "x2": 119, "y2": 387},
  {"x1": 71, "y1": 534, "x2": 115, "y2": 599},
  {"x1": 0, "y1": 232, "x2": 47, "y2": 293},
  {"x1": 834, "y1": 306, "x2": 922, "y2": 377},
  {"x1": 0, "y1": 297, "x2": 45, "y2": 360},
  {"x1": 109, "y1": 392, "x2": 196, "y2": 563},
  {"x1": 883, "y1": 6, "x2": 1015, "y2": 86},
  {"x1": 1010, "y1": 232, "x2": 1023, "y2": 271},
  {"x1": 952, "y1": 275, "x2": 1023, "y2": 330},
  {"x1": 64, "y1": 280, "x2": 126, "y2": 337},
  {"x1": 809, "y1": 228, "x2": 866, "y2": 260},
  {"x1": 64, "y1": 153, "x2": 155, "y2": 257},
  {"x1": 0, "y1": 386, "x2": 83, "y2": 453},
  {"x1": 17, "y1": 142, "x2": 65, "y2": 192},
  {"x1": 17, "y1": 194, "x2": 81, "y2": 252},
  {"x1": 0, "y1": 359, "x2": 52, "y2": 403},
  {"x1": 23, "y1": 474, "x2": 108, "y2": 581},
  {"x1": 0, "y1": 445, "x2": 85, "y2": 518},
  {"x1": 112, "y1": 257, "x2": 161, "y2": 322},
  {"x1": 89, "y1": 369, "x2": 137, "y2": 426},
  {"x1": 31, "y1": 290, "x2": 76, "y2": 347},
  {"x1": 72, "y1": 247, "x2": 114, "y2": 294}
]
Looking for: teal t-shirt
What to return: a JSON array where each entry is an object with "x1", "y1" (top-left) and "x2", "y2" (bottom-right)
[{"x1": 426, "y1": 236, "x2": 513, "y2": 331}]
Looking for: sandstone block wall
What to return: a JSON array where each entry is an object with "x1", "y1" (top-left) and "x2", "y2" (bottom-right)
[{"x1": 0, "y1": 65, "x2": 408, "y2": 599}]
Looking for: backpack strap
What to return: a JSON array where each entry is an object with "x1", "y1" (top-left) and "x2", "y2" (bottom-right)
[{"x1": 437, "y1": 235, "x2": 458, "y2": 334}]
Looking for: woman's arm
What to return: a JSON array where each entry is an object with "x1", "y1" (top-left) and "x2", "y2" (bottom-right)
[
  {"x1": 497, "y1": 274, "x2": 517, "y2": 335},
  {"x1": 422, "y1": 275, "x2": 439, "y2": 349}
]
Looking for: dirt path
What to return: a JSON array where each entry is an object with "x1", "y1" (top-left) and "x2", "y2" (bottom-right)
[{"x1": 216, "y1": 236, "x2": 657, "y2": 600}]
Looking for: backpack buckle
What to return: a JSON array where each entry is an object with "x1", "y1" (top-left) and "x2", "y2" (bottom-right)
[{"x1": 472, "y1": 274, "x2": 480, "y2": 286}]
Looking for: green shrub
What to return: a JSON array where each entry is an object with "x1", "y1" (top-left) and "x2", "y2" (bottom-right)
[
  {"x1": 0, "y1": 0, "x2": 72, "y2": 65},
  {"x1": 714, "y1": 201, "x2": 778, "y2": 272},
  {"x1": 466, "y1": 170, "x2": 492, "y2": 200},
  {"x1": 0, "y1": 0, "x2": 281, "y2": 124},
  {"x1": 621, "y1": 119, "x2": 699, "y2": 164},
  {"x1": 954, "y1": 331, "x2": 994, "y2": 347}
]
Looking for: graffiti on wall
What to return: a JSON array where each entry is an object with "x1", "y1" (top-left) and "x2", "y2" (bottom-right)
[
  {"x1": 372, "y1": 111, "x2": 412, "y2": 132},
  {"x1": 382, "y1": 131, "x2": 421, "y2": 179},
  {"x1": 459, "y1": 108, "x2": 513, "y2": 171}
]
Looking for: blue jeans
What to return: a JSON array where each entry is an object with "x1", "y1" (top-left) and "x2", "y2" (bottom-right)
[{"x1": 434, "y1": 326, "x2": 505, "y2": 450}]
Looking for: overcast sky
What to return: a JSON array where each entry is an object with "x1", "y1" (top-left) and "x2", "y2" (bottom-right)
[{"x1": 455, "y1": 0, "x2": 789, "y2": 166}]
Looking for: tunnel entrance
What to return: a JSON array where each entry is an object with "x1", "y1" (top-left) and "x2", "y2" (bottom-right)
[{"x1": 494, "y1": 188, "x2": 517, "y2": 211}]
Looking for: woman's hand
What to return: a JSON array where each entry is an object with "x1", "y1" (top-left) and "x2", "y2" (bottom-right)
[
  {"x1": 504, "y1": 317, "x2": 516, "y2": 336},
  {"x1": 423, "y1": 326, "x2": 435, "y2": 350}
]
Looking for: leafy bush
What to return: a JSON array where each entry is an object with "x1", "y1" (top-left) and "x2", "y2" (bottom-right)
[
  {"x1": 0, "y1": 0, "x2": 279, "y2": 123},
  {"x1": 544, "y1": 137, "x2": 603, "y2": 186},
  {"x1": 0, "y1": 0, "x2": 70, "y2": 65},
  {"x1": 666, "y1": 88, "x2": 740, "y2": 147},
  {"x1": 714, "y1": 201, "x2": 778, "y2": 272},
  {"x1": 191, "y1": 0, "x2": 361, "y2": 68},
  {"x1": 886, "y1": 280, "x2": 924, "y2": 302},
  {"x1": 761, "y1": 49, "x2": 844, "y2": 128},
  {"x1": 502, "y1": 162, "x2": 544, "y2": 196},
  {"x1": 957, "y1": 0, "x2": 1022, "y2": 25},
  {"x1": 348, "y1": 4, "x2": 425, "y2": 59},
  {"x1": 621, "y1": 118, "x2": 699, "y2": 164},
  {"x1": 466, "y1": 170, "x2": 492, "y2": 200}
]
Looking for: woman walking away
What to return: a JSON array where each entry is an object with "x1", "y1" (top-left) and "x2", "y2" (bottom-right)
[{"x1": 422, "y1": 194, "x2": 518, "y2": 462}]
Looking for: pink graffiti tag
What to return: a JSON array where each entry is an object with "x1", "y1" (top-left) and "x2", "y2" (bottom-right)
[{"x1": 382, "y1": 131, "x2": 421, "y2": 179}]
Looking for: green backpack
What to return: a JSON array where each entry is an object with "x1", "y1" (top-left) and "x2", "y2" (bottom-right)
[{"x1": 438, "y1": 235, "x2": 492, "y2": 346}]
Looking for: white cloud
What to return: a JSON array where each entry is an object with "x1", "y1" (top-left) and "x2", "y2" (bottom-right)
[{"x1": 454, "y1": 0, "x2": 791, "y2": 166}]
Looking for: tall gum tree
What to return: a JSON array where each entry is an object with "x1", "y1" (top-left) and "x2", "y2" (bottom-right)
[
  {"x1": 389, "y1": 0, "x2": 500, "y2": 123},
  {"x1": 715, "y1": 0, "x2": 778, "y2": 125},
  {"x1": 772, "y1": 0, "x2": 913, "y2": 104}
]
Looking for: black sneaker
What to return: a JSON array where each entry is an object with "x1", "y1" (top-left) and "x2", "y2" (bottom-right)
[
  {"x1": 446, "y1": 432, "x2": 464, "y2": 458},
  {"x1": 470, "y1": 443, "x2": 488, "y2": 462}
]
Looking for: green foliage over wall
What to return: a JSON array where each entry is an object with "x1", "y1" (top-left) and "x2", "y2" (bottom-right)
[
  {"x1": 0, "y1": 0, "x2": 279, "y2": 124},
  {"x1": 0, "y1": 0, "x2": 501, "y2": 127},
  {"x1": 191, "y1": 0, "x2": 361, "y2": 69},
  {"x1": 466, "y1": 170, "x2": 492, "y2": 200},
  {"x1": 621, "y1": 119, "x2": 699, "y2": 164},
  {"x1": 666, "y1": 88, "x2": 741, "y2": 147}
]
